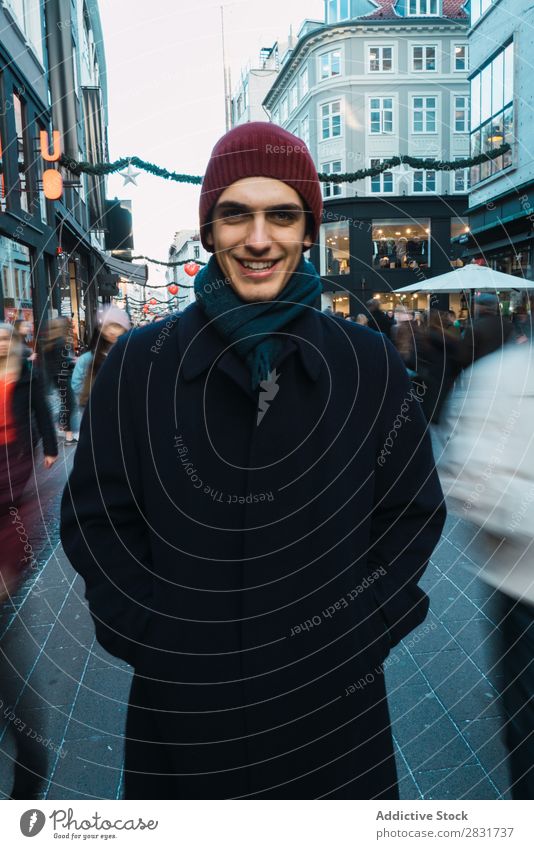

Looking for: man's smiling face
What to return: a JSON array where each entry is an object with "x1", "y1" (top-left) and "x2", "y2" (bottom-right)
[{"x1": 205, "y1": 177, "x2": 313, "y2": 303}]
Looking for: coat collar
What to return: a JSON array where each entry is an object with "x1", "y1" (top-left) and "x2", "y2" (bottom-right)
[{"x1": 177, "y1": 302, "x2": 324, "y2": 386}]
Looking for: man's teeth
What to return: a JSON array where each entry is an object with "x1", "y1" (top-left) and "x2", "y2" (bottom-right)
[{"x1": 240, "y1": 260, "x2": 276, "y2": 270}]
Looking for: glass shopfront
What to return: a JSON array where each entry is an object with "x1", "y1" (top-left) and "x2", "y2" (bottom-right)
[
  {"x1": 320, "y1": 221, "x2": 350, "y2": 276},
  {"x1": 372, "y1": 219, "x2": 431, "y2": 269},
  {"x1": 0, "y1": 234, "x2": 33, "y2": 325}
]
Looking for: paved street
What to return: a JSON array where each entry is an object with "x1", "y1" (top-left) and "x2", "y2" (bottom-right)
[{"x1": 0, "y1": 446, "x2": 511, "y2": 800}]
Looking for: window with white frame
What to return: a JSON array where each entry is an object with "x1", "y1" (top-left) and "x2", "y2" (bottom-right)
[
  {"x1": 453, "y1": 157, "x2": 471, "y2": 192},
  {"x1": 412, "y1": 45, "x2": 437, "y2": 72},
  {"x1": 471, "y1": 0, "x2": 492, "y2": 25},
  {"x1": 321, "y1": 161, "x2": 343, "y2": 198},
  {"x1": 413, "y1": 161, "x2": 437, "y2": 193},
  {"x1": 369, "y1": 97, "x2": 394, "y2": 134},
  {"x1": 280, "y1": 97, "x2": 288, "y2": 122},
  {"x1": 289, "y1": 83, "x2": 298, "y2": 113},
  {"x1": 299, "y1": 66, "x2": 309, "y2": 97},
  {"x1": 412, "y1": 96, "x2": 437, "y2": 133},
  {"x1": 454, "y1": 96, "x2": 469, "y2": 133},
  {"x1": 454, "y1": 44, "x2": 468, "y2": 72},
  {"x1": 326, "y1": 0, "x2": 350, "y2": 24},
  {"x1": 407, "y1": 0, "x2": 440, "y2": 14},
  {"x1": 300, "y1": 115, "x2": 310, "y2": 146},
  {"x1": 369, "y1": 159, "x2": 394, "y2": 193},
  {"x1": 272, "y1": 107, "x2": 280, "y2": 125},
  {"x1": 369, "y1": 46, "x2": 393, "y2": 72},
  {"x1": 321, "y1": 100, "x2": 342, "y2": 139},
  {"x1": 319, "y1": 49, "x2": 341, "y2": 80}
]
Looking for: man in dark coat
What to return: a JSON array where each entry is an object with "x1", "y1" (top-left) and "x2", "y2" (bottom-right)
[
  {"x1": 459, "y1": 293, "x2": 513, "y2": 367},
  {"x1": 366, "y1": 298, "x2": 393, "y2": 338},
  {"x1": 60, "y1": 122, "x2": 445, "y2": 800}
]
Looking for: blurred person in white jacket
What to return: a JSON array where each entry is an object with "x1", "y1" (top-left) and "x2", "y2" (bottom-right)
[{"x1": 438, "y1": 340, "x2": 534, "y2": 799}]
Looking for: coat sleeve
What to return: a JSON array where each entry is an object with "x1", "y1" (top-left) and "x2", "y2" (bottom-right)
[
  {"x1": 70, "y1": 352, "x2": 91, "y2": 400},
  {"x1": 30, "y1": 366, "x2": 58, "y2": 457},
  {"x1": 367, "y1": 339, "x2": 446, "y2": 648},
  {"x1": 60, "y1": 335, "x2": 153, "y2": 665}
]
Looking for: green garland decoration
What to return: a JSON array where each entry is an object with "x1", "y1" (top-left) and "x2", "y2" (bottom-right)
[
  {"x1": 131, "y1": 255, "x2": 207, "y2": 268},
  {"x1": 59, "y1": 144, "x2": 511, "y2": 186},
  {"x1": 59, "y1": 154, "x2": 203, "y2": 185},
  {"x1": 323, "y1": 145, "x2": 511, "y2": 184}
]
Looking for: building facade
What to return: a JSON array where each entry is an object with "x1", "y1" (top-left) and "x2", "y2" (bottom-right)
[
  {"x1": 165, "y1": 230, "x2": 210, "y2": 313},
  {"x1": 0, "y1": 0, "x2": 57, "y2": 341},
  {"x1": 1, "y1": 0, "x2": 142, "y2": 348},
  {"x1": 231, "y1": 45, "x2": 282, "y2": 127},
  {"x1": 261, "y1": 0, "x2": 470, "y2": 314},
  {"x1": 465, "y1": 0, "x2": 534, "y2": 300}
]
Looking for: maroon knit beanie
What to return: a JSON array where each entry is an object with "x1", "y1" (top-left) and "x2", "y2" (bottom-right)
[{"x1": 199, "y1": 122, "x2": 323, "y2": 252}]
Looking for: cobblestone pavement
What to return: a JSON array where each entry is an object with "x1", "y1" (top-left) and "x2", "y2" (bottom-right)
[{"x1": 0, "y1": 446, "x2": 512, "y2": 800}]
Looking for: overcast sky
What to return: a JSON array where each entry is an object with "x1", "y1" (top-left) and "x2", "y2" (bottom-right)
[{"x1": 98, "y1": 0, "x2": 324, "y2": 285}]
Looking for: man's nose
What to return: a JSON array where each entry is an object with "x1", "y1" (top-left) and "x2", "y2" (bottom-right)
[{"x1": 244, "y1": 213, "x2": 271, "y2": 253}]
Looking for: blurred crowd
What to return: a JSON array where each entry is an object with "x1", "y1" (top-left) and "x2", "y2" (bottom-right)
[
  {"x1": 0, "y1": 305, "x2": 130, "y2": 797},
  {"x1": 348, "y1": 293, "x2": 534, "y2": 798}
]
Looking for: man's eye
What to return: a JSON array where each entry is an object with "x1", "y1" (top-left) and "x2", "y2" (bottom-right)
[
  {"x1": 220, "y1": 212, "x2": 248, "y2": 223},
  {"x1": 271, "y1": 211, "x2": 298, "y2": 222}
]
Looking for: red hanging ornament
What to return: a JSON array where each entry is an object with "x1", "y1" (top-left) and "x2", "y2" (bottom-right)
[
  {"x1": 142, "y1": 304, "x2": 149, "y2": 313},
  {"x1": 149, "y1": 297, "x2": 157, "y2": 305},
  {"x1": 168, "y1": 284, "x2": 179, "y2": 295},
  {"x1": 184, "y1": 261, "x2": 200, "y2": 277}
]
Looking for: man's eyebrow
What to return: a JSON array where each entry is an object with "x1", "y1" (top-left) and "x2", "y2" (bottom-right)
[{"x1": 213, "y1": 201, "x2": 305, "y2": 213}]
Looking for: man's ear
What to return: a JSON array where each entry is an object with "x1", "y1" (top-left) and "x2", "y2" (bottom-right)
[
  {"x1": 205, "y1": 228, "x2": 214, "y2": 248},
  {"x1": 303, "y1": 235, "x2": 313, "y2": 251}
]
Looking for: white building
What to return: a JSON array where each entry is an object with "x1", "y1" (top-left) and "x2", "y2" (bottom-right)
[
  {"x1": 165, "y1": 230, "x2": 210, "y2": 311},
  {"x1": 259, "y1": 0, "x2": 471, "y2": 312}
]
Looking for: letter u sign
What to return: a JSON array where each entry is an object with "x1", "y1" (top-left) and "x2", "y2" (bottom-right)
[{"x1": 40, "y1": 130, "x2": 61, "y2": 162}]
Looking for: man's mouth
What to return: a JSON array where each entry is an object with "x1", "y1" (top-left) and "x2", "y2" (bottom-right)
[{"x1": 234, "y1": 258, "x2": 282, "y2": 278}]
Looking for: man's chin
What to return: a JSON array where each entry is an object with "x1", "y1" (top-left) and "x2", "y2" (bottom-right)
[{"x1": 230, "y1": 278, "x2": 288, "y2": 303}]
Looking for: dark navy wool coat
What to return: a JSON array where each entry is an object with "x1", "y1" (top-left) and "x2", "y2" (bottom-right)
[{"x1": 60, "y1": 303, "x2": 445, "y2": 799}]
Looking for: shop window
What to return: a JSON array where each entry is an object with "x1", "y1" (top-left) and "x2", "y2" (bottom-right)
[
  {"x1": 320, "y1": 221, "x2": 350, "y2": 276},
  {"x1": 0, "y1": 235, "x2": 33, "y2": 323},
  {"x1": 372, "y1": 219, "x2": 430, "y2": 270}
]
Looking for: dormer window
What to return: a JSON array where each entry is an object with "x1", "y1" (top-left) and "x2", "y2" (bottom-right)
[
  {"x1": 406, "y1": 0, "x2": 441, "y2": 15},
  {"x1": 326, "y1": 0, "x2": 350, "y2": 24}
]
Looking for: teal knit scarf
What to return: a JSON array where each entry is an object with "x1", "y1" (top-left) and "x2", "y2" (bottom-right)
[{"x1": 194, "y1": 253, "x2": 322, "y2": 389}]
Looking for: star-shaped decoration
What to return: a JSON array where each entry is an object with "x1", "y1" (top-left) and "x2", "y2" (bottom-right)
[
  {"x1": 119, "y1": 161, "x2": 141, "y2": 186},
  {"x1": 396, "y1": 161, "x2": 412, "y2": 176}
]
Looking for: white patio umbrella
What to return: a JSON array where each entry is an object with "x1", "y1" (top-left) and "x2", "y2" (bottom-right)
[{"x1": 394, "y1": 263, "x2": 534, "y2": 294}]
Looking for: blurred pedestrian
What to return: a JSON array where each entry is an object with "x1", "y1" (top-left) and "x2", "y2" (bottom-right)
[
  {"x1": 71, "y1": 307, "x2": 131, "y2": 410},
  {"x1": 42, "y1": 318, "x2": 76, "y2": 444},
  {"x1": 439, "y1": 341, "x2": 534, "y2": 799},
  {"x1": 459, "y1": 293, "x2": 513, "y2": 368},
  {"x1": 0, "y1": 326, "x2": 58, "y2": 799},
  {"x1": 414, "y1": 309, "x2": 462, "y2": 425},
  {"x1": 366, "y1": 298, "x2": 393, "y2": 338},
  {"x1": 13, "y1": 319, "x2": 36, "y2": 361},
  {"x1": 0, "y1": 322, "x2": 57, "y2": 601}
]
